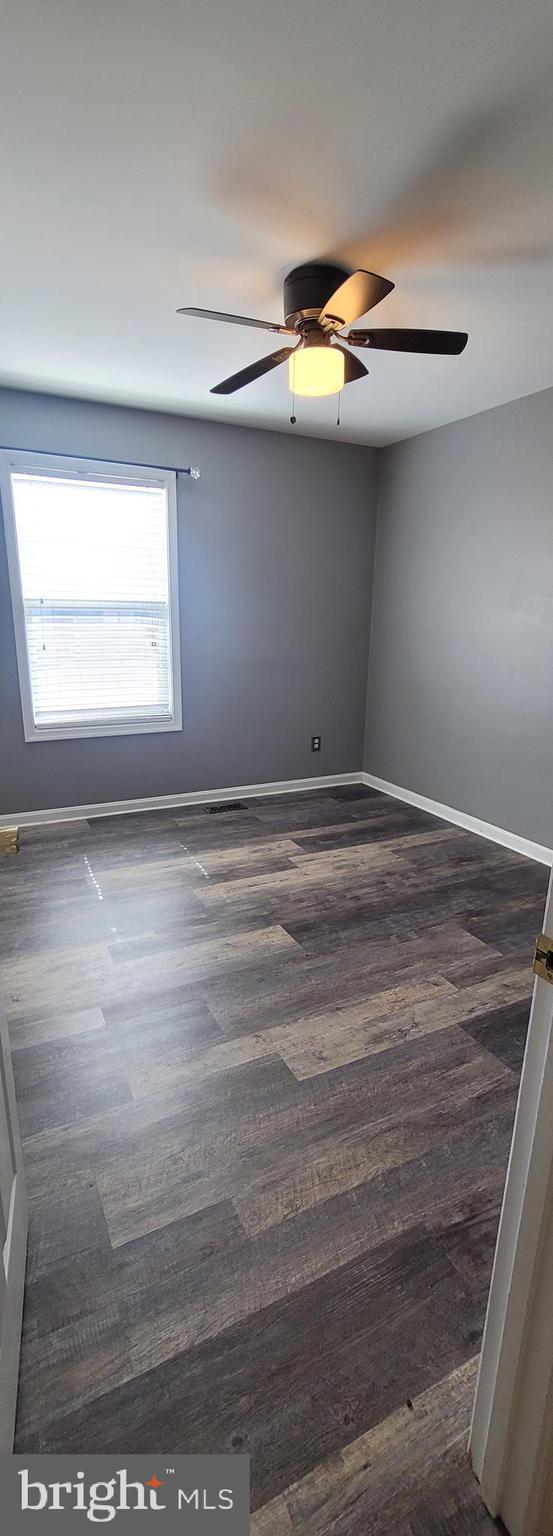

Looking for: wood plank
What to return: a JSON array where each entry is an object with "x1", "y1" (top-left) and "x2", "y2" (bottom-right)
[
  {"x1": 459, "y1": 997, "x2": 532, "y2": 1075},
  {"x1": 2, "y1": 924, "x2": 299, "y2": 1020},
  {"x1": 22, "y1": 1053, "x2": 299, "y2": 1202},
  {"x1": 12, "y1": 1028, "x2": 133, "y2": 1137},
  {"x1": 26, "y1": 1184, "x2": 111, "y2": 1283},
  {"x1": 201, "y1": 924, "x2": 490, "y2": 1039},
  {"x1": 233, "y1": 1073, "x2": 516, "y2": 1238},
  {"x1": 98, "y1": 1028, "x2": 514, "y2": 1246},
  {"x1": 21, "y1": 1200, "x2": 244, "y2": 1343},
  {"x1": 196, "y1": 843, "x2": 402, "y2": 913},
  {"x1": 102, "y1": 994, "x2": 222, "y2": 1062},
  {"x1": 9, "y1": 1005, "x2": 106, "y2": 1051},
  {"x1": 274, "y1": 966, "x2": 533, "y2": 1079},
  {"x1": 125, "y1": 976, "x2": 457, "y2": 1099},
  {"x1": 275, "y1": 1357, "x2": 482, "y2": 1535}
]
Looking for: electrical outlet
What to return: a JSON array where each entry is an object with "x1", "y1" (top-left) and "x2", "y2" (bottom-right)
[{"x1": 311, "y1": 735, "x2": 321, "y2": 752}]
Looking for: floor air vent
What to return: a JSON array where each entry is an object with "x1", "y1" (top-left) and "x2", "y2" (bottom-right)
[{"x1": 206, "y1": 801, "x2": 246, "y2": 815}]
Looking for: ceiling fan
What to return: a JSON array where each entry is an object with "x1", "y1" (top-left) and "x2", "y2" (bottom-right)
[{"x1": 178, "y1": 261, "x2": 468, "y2": 399}]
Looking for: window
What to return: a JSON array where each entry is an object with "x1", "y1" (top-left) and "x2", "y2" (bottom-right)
[{"x1": 0, "y1": 451, "x2": 182, "y2": 741}]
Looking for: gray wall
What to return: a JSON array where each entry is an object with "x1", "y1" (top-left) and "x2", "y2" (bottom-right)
[
  {"x1": 0, "y1": 389, "x2": 377, "y2": 815},
  {"x1": 4, "y1": 381, "x2": 552, "y2": 840},
  {"x1": 364, "y1": 387, "x2": 553, "y2": 846}
]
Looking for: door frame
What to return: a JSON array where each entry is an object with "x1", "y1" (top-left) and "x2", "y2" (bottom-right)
[
  {"x1": 0, "y1": 984, "x2": 27, "y2": 1452},
  {"x1": 470, "y1": 869, "x2": 553, "y2": 1536}
]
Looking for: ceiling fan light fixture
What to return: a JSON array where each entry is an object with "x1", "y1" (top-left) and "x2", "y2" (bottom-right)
[
  {"x1": 180, "y1": 262, "x2": 468, "y2": 398},
  {"x1": 288, "y1": 345, "x2": 344, "y2": 398}
]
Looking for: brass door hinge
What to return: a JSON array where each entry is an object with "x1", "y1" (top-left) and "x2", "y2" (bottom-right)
[
  {"x1": 533, "y1": 933, "x2": 553, "y2": 984},
  {"x1": 0, "y1": 826, "x2": 19, "y2": 855}
]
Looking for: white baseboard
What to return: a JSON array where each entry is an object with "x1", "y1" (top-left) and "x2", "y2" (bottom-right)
[
  {"x1": 0, "y1": 772, "x2": 362, "y2": 828},
  {"x1": 362, "y1": 771, "x2": 553, "y2": 867},
  {"x1": 3, "y1": 768, "x2": 550, "y2": 866}
]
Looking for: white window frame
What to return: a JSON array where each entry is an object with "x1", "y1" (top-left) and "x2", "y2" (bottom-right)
[{"x1": 0, "y1": 449, "x2": 182, "y2": 742}]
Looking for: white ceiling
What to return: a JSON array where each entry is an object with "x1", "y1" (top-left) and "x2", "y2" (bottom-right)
[{"x1": 1, "y1": 0, "x2": 553, "y2": 445}]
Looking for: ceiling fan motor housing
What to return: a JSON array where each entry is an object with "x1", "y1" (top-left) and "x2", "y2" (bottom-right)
[{"x1": 283, "y1": 261, "x2": 351, "y2": 330}]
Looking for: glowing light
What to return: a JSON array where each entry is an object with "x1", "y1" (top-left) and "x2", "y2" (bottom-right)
[{"x1": 289, "y1": 346, "x2": 344, "y2": 398}]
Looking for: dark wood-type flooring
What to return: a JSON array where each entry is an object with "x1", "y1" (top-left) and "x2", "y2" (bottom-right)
[{"x1": 2, "y1": 785, "x2": 548, "y2": 1532}]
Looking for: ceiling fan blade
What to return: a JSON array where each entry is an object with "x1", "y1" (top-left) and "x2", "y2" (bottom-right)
[
  {"x1": 178, "y1": 306, "x2": 293, "y2": 335},
  {"x1": 210, "y1": 346, "x2": 296, "y2": 395},
  {"x1": 346, "y1": 328, "x2": 468, "y2": 354},
  {"x1": 331, "y1": 344, "x2": 369, "y2": 384},
  {"x1": 318, "y1": 270, "x2": 394, "y2": 332}
]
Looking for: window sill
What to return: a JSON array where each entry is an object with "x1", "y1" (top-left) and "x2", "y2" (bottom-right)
[{"x1": 23, "y1": 714, "x2": 182, "y2": 743}]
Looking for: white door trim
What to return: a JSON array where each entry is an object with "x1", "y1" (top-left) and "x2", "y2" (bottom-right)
[
  {"x1": 470, "y1": 869, "x2": 553, "y2": 1535},
  {"x1": 0, "y1": 983, "x2": 28, "y2": 1452}
]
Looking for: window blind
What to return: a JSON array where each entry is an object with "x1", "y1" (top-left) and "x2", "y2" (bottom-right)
[{"x1": 10, "y1": 470, "x2": 175, "y2": 730}]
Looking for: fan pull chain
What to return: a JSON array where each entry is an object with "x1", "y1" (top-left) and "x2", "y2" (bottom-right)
[
  {"x1": 290, "y1": 382, "x2": 296, "y2": 425},
  {"x1": 337, "y1": 388, "x2": 342, "y2": 427}
]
